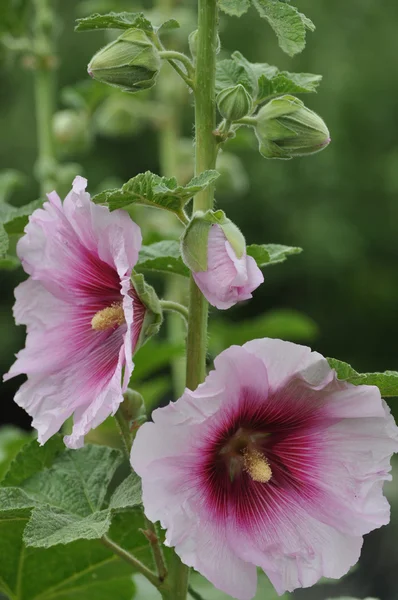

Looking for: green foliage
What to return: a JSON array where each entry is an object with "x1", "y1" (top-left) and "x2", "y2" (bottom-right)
[
  {"x1": 209, "y1": 308, "x2": 318, "y2": 355},
  {"x1": 252, "y1": 0, "x2": 314, "y2": 56},
  {"x1": 257, "y1": 71, "x2": 322, "y2": 103},
  {"x1": 218, "y1": 0, "x2": 250, "y2": 18},
  {"x1": 75, "y1": 11, "x2": 180, "y2": 35},
  {"x1": 0, "y1": 439, "x2": 150, "y2": 600},
  {"x1": 328, "y1": 358, "x2": 398, "y2": 398},
  {"x1": 0, "y1": 170, "x2": 26, "y2": 204},
  {"x1": 247, "y1": 243, "x2": 302, "y2": 267},
  {"x1": 216, "y1": 51, "x2": 320, "y2": 107},
  {"x1": 93, "y1": 170, "x2": 219, "y2": 219},
  {"x1": 0, "y1": 428, "x2": 30, "y2": 483},
  {"x1": 75, "y1": 11, "x2": 154, "y2": 32},
  {"x1": 136, "y1": 240, "x2": 189, "y2": 277},
  {"x1": 216, "y1": 57, "x2": 257, "y2": 97},
  {"x1": 2, "y1": 437, "x2": 64, "y2": 488}
]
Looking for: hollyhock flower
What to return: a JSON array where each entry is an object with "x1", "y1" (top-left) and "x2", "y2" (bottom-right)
[
  {"x1": 4, "y1": 176, "x2": 145, "y2": 449},
  {"x1": 182, "y1": 211, "x2": 264, "y2": 310},
  {"x1": 131, "y1": 339, "x2": 398, "y2": 600}
]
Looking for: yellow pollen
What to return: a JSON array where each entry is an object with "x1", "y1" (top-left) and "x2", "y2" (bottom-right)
[
  {"x1": 243, "y1": 449, "x2": 272, "y2": 483},
  {"x1": 91, "y1": 303, "x2": 125, "y2": 331}
]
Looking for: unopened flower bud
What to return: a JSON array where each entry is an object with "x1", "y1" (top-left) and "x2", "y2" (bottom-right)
[
  {"x1": 188, "y1": 29, "x2": 220, "y2": 60},
  {"x1": 181, "y1": 210, "x2": 263, "y2": 309},
  {"x1": 88, "y1": 29, "x2": 161, "y2": 93},
  {"x1": 254, "y1": 95, "x2": 330, "y2": 159},
  {"x1": 53, "y1": 110, "x2": 91, "y2": 155},
  {"x1": 217, "y1": 84, "x2": 253, "y2": 122}
]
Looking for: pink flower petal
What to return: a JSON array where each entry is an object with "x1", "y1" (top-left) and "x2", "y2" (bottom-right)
[
  {"x1": 5, "y1": 178, "x2": 143, "y2": 447},
  {"x1": 131, "y1": 339, "x2": 398, "y2": 599}
]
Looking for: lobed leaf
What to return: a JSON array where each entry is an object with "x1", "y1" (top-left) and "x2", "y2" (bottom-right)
[
  {"x1": 257, "y1": 71, "x2": 322, "y2": 103},
  {"x1": 136, "y1": 240, "x2": 189, "y2": 277},
  {"x1": 0, "y1": 440, "x2": 147, "y2": 599},
  {"x1": 247, "y1": 243, "x2": 302, "y2": 267},
  {"x1": 0, "y1": 427, "x2": 30, "y2": 482},
  {"x1": 252, "y1": 0, "x2": 315, "y2": 57},
  {"x1": 218, "y1": 0, "x2": 250, "y2": 17},
  {"x1": 327, "y1": 359, "x2": 398, "y2": 398},
  {"x1": 216, "y1": 56, "x2": 257, "y2": 96},
  {"x1": 75, "y1": 11, "x2": 153, "y2": 32},
  {"x1": 93, "y1": 170, "x2": 219, "y2": 218}
]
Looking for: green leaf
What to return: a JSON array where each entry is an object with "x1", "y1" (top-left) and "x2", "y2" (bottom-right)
[
  {"x1": 327, "y1": 358, "x2": 398, "y2": 398},
  {"x1": 209, "y1": 309, "x2": 318, "y2": 355},
  {"x1": 156, "y1": 18, "x2": 180, "y2": 34},
  {"x1": 257, "y1": 71, "x2": 322, "y2": 103},
  {"x1": 93, "y1": 170, "x2": 219, "y2": 218},
  {"x1": 136, "y1": 240, "x2": 189, "y2": 277},
  {"x1": 247, "y1": 243, "x2": 302, "y2": 267},
  {"x1": 75, "y1": 11, "x2": 153, "y2": 32},
  {"x1": 218, "y1": 0, "x2": 250, "y2": 17},
  {"x1": 2, "y1": 436, "x2": 65, "y2": 488},
  {"x1": 216, "y1": 57, "x2": 257, "y2": 96},
  {"x1": 20, "y1": 445, "x2": 126, "y2": 548},
  {"x1": 0, "y1": 198, "x2": 42, "y2": 240},
  {"x1": 109, "y1": 473, "x2": 142, "y2": 510},
  {"x1": 252, "y1": 0, "x2": 315, "y2": 56},
  {"x1": 0, "y1": 511, "x2": 140, "y2": 600},
  {"x1": 0, "y1": 427, "x2": 30, "y2": 482}
]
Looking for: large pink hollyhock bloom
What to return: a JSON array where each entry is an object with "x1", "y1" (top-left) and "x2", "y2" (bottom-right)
[
  {"x1": 131, "y1": 339, "x2": 398, "y2": 600},
  {"x1": 192, "y1": 224, "x2": 264, "y2": 310},
  {"x1": 4, "y1": 176, "x2": 144, "y2": 449}
]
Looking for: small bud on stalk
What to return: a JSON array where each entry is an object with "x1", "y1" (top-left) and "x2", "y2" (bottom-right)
[
  {"x1": 181, "y1": 210, "x2": 263, "y2": 309},
  {"x1": 254, "y1": 95, "x2": 330, "y2": 159},
  {"x1": 87, "y1": 29, "x2": 161, "y2": 93},
  {"x1": 217, "y1": 84, "x2": 253, "y2": 122}
]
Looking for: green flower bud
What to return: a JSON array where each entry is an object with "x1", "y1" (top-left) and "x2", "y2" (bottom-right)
[
  {"x1": 130, "y1": 272, "x2": 163, "y2": 347},
  {"x1": 254, "y1": 95, "x2": 330, "y2": 160},
  {"x1": 188, "y1": 29, "x2": 220, "y2": 60},
  {"x1": 217, "y1": 84, "x2": 253, "y2": 122},
  {"x1": 181, "y1": 210, "x2": 246, "y2": 272},
  {"x1": 88, "y1": 29, "x2": 161, "y2": 93},
  {"x1": 53, "y1": 110, "x2": 92, "y2": 156}
]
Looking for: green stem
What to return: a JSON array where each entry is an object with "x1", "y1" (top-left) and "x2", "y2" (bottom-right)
[
  {"x1": 33, "y1": 0, "x2": 56, "y2": 196},
  {"x1": 159, "y1": 50, "x2": 195, "y2": 78},
  {"x1": 186, "y1": 0, "x2": 218, "y2": 391},
  {"x1": 143, "y1": 518, "x2": 168, "y2": 582},
  {"x1": 160, "y1": 300, "x2": 189, "y2": 323},
  {"x1": 101, "y1": 534, "x2": 165, "y2": 589},
  {"x1": 235, "y1": 116, "x2": 257, "y2": 126},
  {"x1": 114, "y1": 405, "x2": 133, "y2": 457}
]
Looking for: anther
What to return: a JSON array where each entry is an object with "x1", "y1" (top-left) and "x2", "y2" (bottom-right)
[
  {"x1": 91, "y1": 303, "x2": 125, "y2": 331},
  {"x1": 243, "y1": 448, "x2": 272, "y2": 483}
]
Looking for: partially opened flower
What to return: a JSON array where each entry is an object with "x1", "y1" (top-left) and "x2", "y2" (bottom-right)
[
  {"x1": 4, "y1": 176, "x2": 147, "y2": 449},
  {"x1": 181, "y1": 210, "x2": 264, "y2": 310},
  {"x1": 131, "y1": 339, "x2": 398, "y2": 600}
]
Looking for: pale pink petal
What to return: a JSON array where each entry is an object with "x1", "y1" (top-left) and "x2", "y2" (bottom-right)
[
  {"x1": 132, "y1": 339, "x2": 398, "y2": 598},
  {"x1": 192, "y1": 225, "x2": 263, "y2": 310},
  {"x1": 6, "y1": 178, "x2": 144, "y2": 446}
]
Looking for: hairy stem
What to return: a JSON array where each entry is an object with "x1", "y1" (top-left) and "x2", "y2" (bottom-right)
[
  {"x1": 101, "y1": 535, "x2": 165, "y2": 589},
  {"x1": 33, "y1": 0, "x2": 56, "y2": 196},
  {"x1": 186, "y1": 0, "x2": 218, "y2": 391},
  {"x1": 143, "y1": 518, "x2": 168, "y2": 582},
  {"x1": 160, "y1": 300, "x2": 189, "y2": 323}
]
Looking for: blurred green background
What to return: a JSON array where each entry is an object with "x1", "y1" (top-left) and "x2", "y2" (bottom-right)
[{"x1": 1, "y1": 0, "x2": 398, "y2": 598}]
